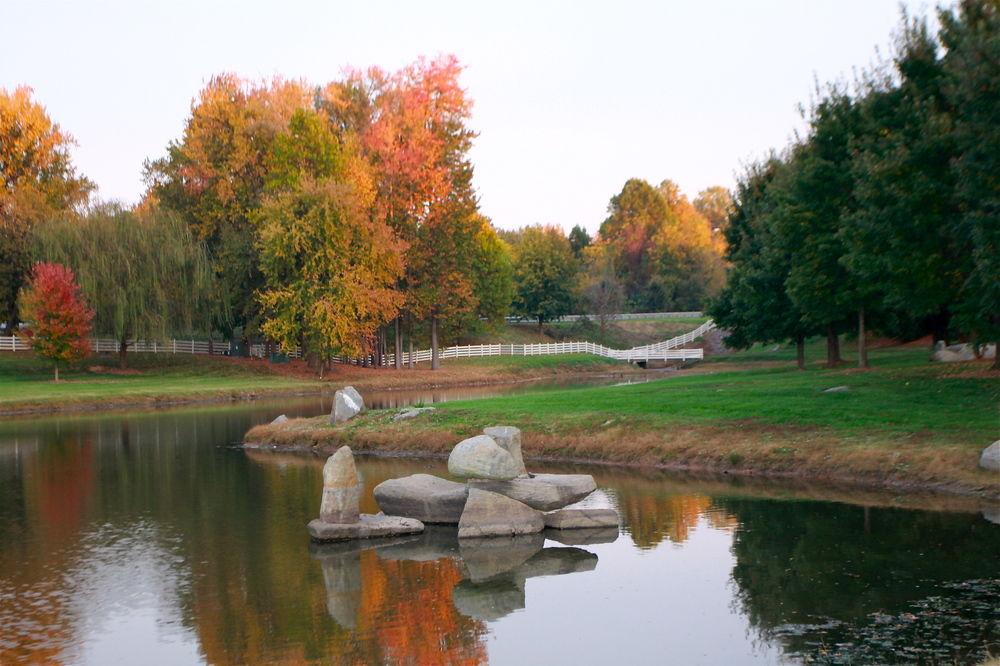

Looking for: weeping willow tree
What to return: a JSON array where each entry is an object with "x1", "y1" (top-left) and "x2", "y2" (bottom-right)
[{"x1": 33, "y1": 203, "x2": 223, "y2": 367}]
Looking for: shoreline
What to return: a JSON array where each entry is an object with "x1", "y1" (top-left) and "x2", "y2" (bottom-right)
[
  {"x1": 0, "y1": 365, "x2": 654, "y2": 418},
  {"x1": 244, "y1": 415, "x2": 1000, "y2": 502}
]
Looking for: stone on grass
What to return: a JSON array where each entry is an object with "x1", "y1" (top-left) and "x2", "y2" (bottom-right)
[
  {"x1": 393, "y1": 406, "x2": 435, "y2": 422},
  {"x1": 307, "y1": 513, "x2": 424, "y2": 542},
  {"x1": 543, "y1": 507, "x2": 620, "y2": 530},
  {"x1": 330, "y1": 389, "x2": 363, "y2": 424},
  {"x1": 270, "y1": 414, "x2": 288, "y2": 425},
  {"x1": 457, "y1": 488, "x2": 544, "y2": 539},
  {"x1": 448, "y1": 435, "x2": 521, "y2": 480},
  {"x1": 343, "y1": 386, "x2": 366, "y2": 411},
  {"x1": 980, "y1": 441, "x2": 1000, "y2": 472},
  {"x1": 373, "y1": 474, "x2": 468, "y2": 524},
  {"x1": 822, "y1": 385, "x2": 850, "y2": 393},
  {"x1": 468, "y1": 473, "x2": 597, "y2": 511},
  {"x1": 932, "y1": 342, "x2": 977, "y2": 363},
  {"x1": 320, "y1": 446, "x2": 362, "y2": 524},
  {"x1": 482, "y1": 426, "x2": 526, "y2": 475}
]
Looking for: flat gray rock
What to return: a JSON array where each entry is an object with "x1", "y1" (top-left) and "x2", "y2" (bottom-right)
[
  {"x1": 307, "y1": 513, "x2": 424, "y2": 542},
  {"x1": 468, "y1": 473, "x2": 597, "y2": 511},
  {"x1": 330, "y1": 389, "x2": 363, "y2": 424},
  {"x1": 544, "y1": 507, "x2": 620, "y2": 530},
  {"x1": 270, "y1": 414, "x2": 288, "y2": 425},
  {"x1": 483, "y1": 426, "x2": 527, "y2": 476},
  {"x1": 393, "y1": 406, "x2": 435, "y2": 422},
  {"x1": 822, "y1": 385, "x2": 850, "y2": 393},
  {"x1": 544, "y1": 526, "x2": 619, "y2": 546},
  {"x1": 448, "y1": 435, "x2": 522, "y2": 480},
  {"x1": 980, "y1": 441, "x2": 1000, "y2": 472},
  {"x1": 373, "y1": 474, "x2": 468, "y2": 524},
  {"x1": 457, "y1": 488, "x2": 544, "y2": 539}
]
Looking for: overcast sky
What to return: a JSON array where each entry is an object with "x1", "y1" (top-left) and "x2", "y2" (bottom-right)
[{"x1": 3, "y1": 0, "x2": 939, "y2": 232}]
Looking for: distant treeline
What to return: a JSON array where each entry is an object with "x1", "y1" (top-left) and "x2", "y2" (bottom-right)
[
  {"x1": 1, "y1": 56, "x2": 727, "y2": 369},
  {"x1": 710, "y1": 0, "x2": 999, "y2": 369}
]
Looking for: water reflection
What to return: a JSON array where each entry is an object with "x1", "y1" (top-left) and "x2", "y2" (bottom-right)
[{"x1": 0, "y1": 403, "x2": 996, "y2": 664}]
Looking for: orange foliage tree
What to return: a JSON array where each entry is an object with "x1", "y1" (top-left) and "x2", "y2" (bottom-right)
[{"x1": 18, "y1": 262, "x2": 94, "y2": 381}]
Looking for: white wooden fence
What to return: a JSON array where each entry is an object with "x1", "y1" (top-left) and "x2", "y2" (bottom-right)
[
  {"x1": 1, "y1": 319, "x2": 716, "y2": 365},
  {"x1": 0, "y1": 336, "x2": 232, "y2": 355},
  {"x1": 505, "y1": 311, "x2": 704, "y2": 324}
]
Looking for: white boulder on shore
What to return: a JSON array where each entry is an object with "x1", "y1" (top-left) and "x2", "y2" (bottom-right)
[
  {"x1": 331, "y1": 388, "x2": 364, "y2": 424},
  {"x1": 980, "y1": 441, "x2": 1000, "y2": 472}
]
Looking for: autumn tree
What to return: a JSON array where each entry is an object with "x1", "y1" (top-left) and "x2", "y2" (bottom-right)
[
  {"x1": 34, "y1": 204, "x2": 220, "y2": 368},
  {"x1": 254, "y1": 109, "x2": 404, "y2": 373},
  {"x1": 511, "y1": 225, "x2": 579, "y2": 330},
  {"x1": 0, "y1": 87, "x2": 92, "y2": 330},
  {"x1": 145, "y1": 75, "x2": 311, "y2": 341},
  {"x1": 18, "y1": 262, "x2": 94, "y2": 381}
]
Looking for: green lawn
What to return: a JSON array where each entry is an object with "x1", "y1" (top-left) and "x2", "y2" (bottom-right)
[
  {"x1": 0, "y1": 353, "x2": 318, "y2": 409},
  {"x1": 430, "y1": 346, "x2": 999, "y2": 441}
]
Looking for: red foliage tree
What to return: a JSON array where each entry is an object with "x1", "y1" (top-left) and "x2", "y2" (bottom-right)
[{"x1": 18, "y1": 262, "x2": 93, "y2": 381}]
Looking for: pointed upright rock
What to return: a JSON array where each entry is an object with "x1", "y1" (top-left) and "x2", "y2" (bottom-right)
[{"x1": 320, "y1": 446, "x2": 362, "y2": 524}]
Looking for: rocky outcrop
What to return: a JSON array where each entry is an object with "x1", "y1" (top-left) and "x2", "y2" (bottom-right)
[
  {"x1": 980, "y1": 441, "x2": 1000, "y2": 472},
  {"x1": 373, "y1": 474, "x2": 468, "y2": 524},
  {"x1": 457, "y1": 488, "x2": 544, "y2": 539},
  {"x1": 320, "y1": 446, "x2": 362, "y2": 524},
  {"x1": 330, "y1": 388, "x2": 364, "y2": 424},
  {"x1": 393, "y1": 406, "x2": 435, "y2": 422},
  {"x1": 448, "y1": 435, "x2": 522, "y2": 480},
  {"x1": 468, "y1": 473, "x2": 597, "y2": 511},
  {"x1": 482, "y1": 426, "x2": 527, "y2": 476},
  {"x1": 543, "y1": 507, "x2": 620, "y2": 530}
]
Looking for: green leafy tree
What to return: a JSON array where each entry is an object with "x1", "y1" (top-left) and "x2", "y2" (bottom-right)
[
  {"x1": 511, "y1": 225, "x2": 578, "y2": 330},
  {"x1": 33, "y1": 204, "x2": 220, "y2": 367},
  {"x1": 940, "y1": 0, "x2": 1000, "y2": 367},
  {"x1": 471, "y1": 217, "x2": 515, "y2": 327},
  {"x1": 568, "y1": 225, "x2": 592, "y2": 258}
]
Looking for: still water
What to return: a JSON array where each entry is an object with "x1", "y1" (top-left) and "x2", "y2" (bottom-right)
[{"x1": 0, "y1": 397, "x2": 997, "y2": 665}]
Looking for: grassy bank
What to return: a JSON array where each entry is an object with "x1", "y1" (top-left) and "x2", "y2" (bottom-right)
[
  {"x1": 246, "y1": 345, "x2": 1000, "y2": 498},
  {"x1": 0, "y1": 351, "x2": 639, "y2": 415}
]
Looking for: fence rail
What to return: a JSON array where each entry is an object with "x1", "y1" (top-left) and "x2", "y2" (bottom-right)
[
  {"x1": 0, "y1": 336, "x2": 232, "y2": 356},
  {"x1": 1, "y1": 319, "x2": 716, "y2": 365},
  {"x1": 505, "y1": 311, "x2": 704, "y2": 324}
]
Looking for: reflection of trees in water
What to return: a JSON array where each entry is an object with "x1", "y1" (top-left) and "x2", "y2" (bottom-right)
[
  {"x1": 615, "y1": 490, "x2": 736, "y2": 548},
  {"x1": 714, "y1": 497, "x2": 1000, "y2": 662}
]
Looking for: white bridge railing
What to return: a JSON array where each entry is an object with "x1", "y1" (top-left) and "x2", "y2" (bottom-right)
[{"x1": 1, "y1": 319, "x2": 715, "y2": 365}]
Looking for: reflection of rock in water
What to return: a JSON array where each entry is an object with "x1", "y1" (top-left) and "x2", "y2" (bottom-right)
[
  {"x1": 310, "y1": 536, "x2": 420, "y2": 629},
  {"x1": 453, "y1": 577, "x2": 526, "y2": 621},
  {"x1": 376, "y1": 524, "x2": 462, "y2": 563},
  {"x1": 544, "y1": 526, "x2": 619, "y2": 546},
  {"x1": 452, "y1": 545, "x2": 599, "y2": 621},
  {"x1": 458, "y1": 534, "x2": 545, "y2": 582}
]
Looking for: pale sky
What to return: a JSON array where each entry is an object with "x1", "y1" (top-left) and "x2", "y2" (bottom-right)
[{"x1": 3, "y1": 0, "x2": 938, "y2": 233}]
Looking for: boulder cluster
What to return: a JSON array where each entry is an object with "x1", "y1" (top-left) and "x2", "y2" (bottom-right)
[
  {"x1": 307, "y1": 426, "x2": 620, "y2": 543},
  {"x1": 376, "y1": 426, "x2": 619, "y2": 539}
]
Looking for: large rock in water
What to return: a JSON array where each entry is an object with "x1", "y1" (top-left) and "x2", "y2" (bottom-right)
[
  {"x1": 468, "y1": 473, "x2": 596, "y2": 511},
  {"x1": 373, "y1": 474, "x2": 469, "y2": 524},
  {"x1": 448, "y1": 435, "x2": 522, "y2": 480},
  {"x1": 330, "y1": 389, "x2": 363, "y2": 424},
  {"x1": 308, "y1": 513, "x2": 424, "y2": 542},
  {"x1": 320, "y1": 446, "x2": 362, "y2": 524},
  {"x1": 543, "y1": 507, "x2": 619, "y2": 530},
  {"x1": 482, "y1": 426, "x2": 527, "y2": 476},
  {"x1": 980, "y1": 441, "x2": 1000, "y2": 472},
  {"x1": 458, "y1": 488, "x2": 544, "y2": 539}
]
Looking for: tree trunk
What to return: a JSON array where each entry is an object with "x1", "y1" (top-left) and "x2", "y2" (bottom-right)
[
  {"x1": 394, "y1": 317, "x2": 402, "y2": 370},
  {"x1": 857, "y1": 307, "x2": 869, "y2": 369},
  {"x1": 118, "y1": 338, "x2": 129, "y2": 369},
  {"x1": 537, "y1": 316, "x2": 543, "y2": 333},
  {"x1": 431, "y1": 316, "x2": 440, "y2": 370},
  {"x1": 825, "y1": 326, "x2": 842, "y2": 367},
  {"x1": 54, "y1": 364, "x2": 59, "y2": 382},
  {"x1": 993, "y1": 342, "x2": 1000, "y2": 371},
  {"x1": 408, "y1": 331, "x2": 414, "y2": 370},
  {"x1": 795, "y1": 335, "x2": 805, "y2": 370}
]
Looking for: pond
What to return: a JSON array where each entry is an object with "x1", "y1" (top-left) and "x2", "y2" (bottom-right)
[{"x1": 0, "y1": 398, "x2": 997, "y2": 664}]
